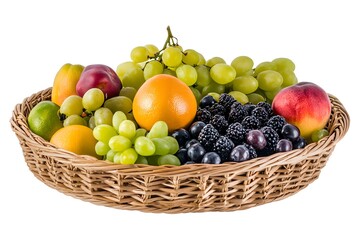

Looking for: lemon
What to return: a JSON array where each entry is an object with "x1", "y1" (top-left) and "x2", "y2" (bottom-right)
[{"x1": 27, "y1": 101, "x2": 63, "y2": 141}]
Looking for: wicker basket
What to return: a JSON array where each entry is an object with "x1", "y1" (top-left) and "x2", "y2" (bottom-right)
[{"x1": 11, "y1": 87, "x2": 350, "y2": 213}]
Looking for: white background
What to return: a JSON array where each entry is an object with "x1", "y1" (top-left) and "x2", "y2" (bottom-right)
[{"x1": 1, "y1": 0, "x2": 358, "y2": 239}]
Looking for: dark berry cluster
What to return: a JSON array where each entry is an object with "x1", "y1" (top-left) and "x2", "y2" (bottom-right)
[{"x1": 173, "y1": 93, "x2": 307, "y2": 165}]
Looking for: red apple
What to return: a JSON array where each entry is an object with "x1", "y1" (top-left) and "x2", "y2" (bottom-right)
[
  {"x1": 76, "y1": 64, "x2": 122, "y2": 99},
  {"x1": 272, "y1": 82, "x2": 331, "y2": 139}
]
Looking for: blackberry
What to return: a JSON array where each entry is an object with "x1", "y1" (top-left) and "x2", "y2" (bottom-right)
[
  {"x1": 244, "y1": 143, "x2": 257, "y2": 159},
  {"x1": 243, "y1": 103, "x2": 256, "y2": 116},
  {"x1": 210, "y1": 115, "x2": 229, "y2": 134},
  {"x1": 198, "y1": 124, "x2": 220, "y2": 151},
  {"x1": 213, "y1": 136, "x2": 234, "y2": 161},
  {"x1": 228, "y1": 102, "x2": 246, "y2": 123},
  {"x1": 226, "y1": 122, "x2": 246, "y2": 145},
  {"x1": 241, "y1": 115, "x2": 260, "y2": 129},
  {"x1": 251, "y1": 107, "x2": 269, "y2": 126},
  {"x1": 257, "y1": 102, "x2": 273, "y2": 116},
  {"x1": 219, "y1": 93, "x2": 236, "y2": 113},
  {"x1": 196, "y1": 108, "x2": 212, "y2": 123},
  {"x1": 266, "y1": 115, "x2": 286, "y2": 134},
  {"x1": 259, "y1": 126, "x2": 279, "y2": 155},
  {"x1": 207, "y1": 103, "x2": 226, "y2": 116}
]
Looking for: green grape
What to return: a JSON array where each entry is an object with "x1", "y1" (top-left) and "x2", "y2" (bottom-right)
[
  {"x1": 162, "y1": 68, "x2": 176, "y2": 76},
  {"x1": 147, "y1": 155, "x2": 159, "y2": 166},
  {"x1": 190, "y1": 87, "x2": 202, "y2": 104},
  {"x1": 82, "y1": 88, "x2": 105, "y2": 111},
  {"x1": 195, "y1": 65, "x2": 211, "y2": 87},
  {"x1": 125, "y1": 113, "x2": 138, "y2": 128},
  {"x1": 88, "y1": 116, "x2": 96, "y2": 129},
  {"x1": 182, "y1": 49, "x2": 200, "y2": 66},
  {"x1": 63, "y1": 115, "x2": 87, "y2": 127},
  {"x1": 118, "y1": 120, "x2": 136, "y2": 140},
  {"x1": 206, "y1": 57, "x2": 226, "y2": 67},
  {"x1": 93, "y1": 124, "x2": 118, "y2": 143},
  {"x1": 94, "y1": 107, "x2": 113, "y2": 126},
  {"x1": 257, "y1": 70, "x2": 283, "y2": 91},
  {"x1": 151, "y1": 138, "x2": 171, "y2": 155},
  {"x1": 106, "y1": 149, "x2": 117, "y2": 162},
  {"x1": 144, "y1": 44, "x2": 159, "y2": 58},
  {"x1": 210, "y1": 63, "x2": 236, "y2": 84},
  {"x1": 279, "y1": 70, "x2": 298, "y2": 87},
  {"x1": 114, "y1": 148, "x2": 138, "y2": 164},
  {"x1": 253, "y1": 61, "x2": 277, "y2": 76},
  {"x1": 134, "y1": 136, "x2": 156, "y2": 156},
  {"x1": 130, "y1": 46, "x2": 149, "y2": 63},
  {"x1": 163, "y1": 136, "x2": 179, "y2": 154},
  {"x1": 133, "y1": 128, "x2": 147, "y2": 142},
  {"x1": 135, "y1": 156, "x2": 148, "y2": 165},
  {"x1": 144, "y1": 60, "x2": 164, "y2": 80},
  {"x1": 116, "y1": 62, "x2": 141, "y2": 80},
  {"x1": 311, "y1": 129, "x2": 329, "y2": 142},
  {"x1": 176, "y1": 64, "x2": 197, "y2": 86},
  {"x1": 232, "y1": 76, "x2": 258, "y2": 94},
  {"x1": 202, "y1": 81, "x2": 226, "y2": 95},
  {"x1": 60, "y1": 95, "x2": 83, "y2": 116},
  {"x1": 95, "y1": 141, "x2": 111, "y2": 156},
  {"x1": 264, "y1": 87, "x2": 281, "y2": 101},
  {"x1": 104, "y1": 96, "x2": 132, "y2": 114},
  {"x1": 147, "y1": 121, "x2": 168, "y2": 139},
  {"x1": 228, "y1": 91, "x2": 249, "y2": 104},
  {"x1": 231, "y1": 56, "x2": 254, "y2": 77},
  {"x1": 158, "y1": 154, "x2": 181, "y2": 166},
  {"x1": 197, "y1": 52, "x2": 206, "y2": 65},
  {"x1": 119, "y1": 87, "x2": 137, "y2": 100},
  {"x1": 207, "y1": 92, "x2": 220, "y2": 102},
  {"x1": 121, "y1": 66, "x2": 145, "y2": 89},
  {"x1": 272, "y1": 58, "x2": 295, "y2": 72},
  {"x1": 108, "y1": 135, "x2": 132, "y2": 152},
  {"x1": 162, "y1": 46, "x2": 183, "y2": 67},
  {"x1": 112, "y1": 111, "x2": 127, "y2": 131},
  {"x1": 247, "y1": 93, "x2": 265, "y2": 104}
]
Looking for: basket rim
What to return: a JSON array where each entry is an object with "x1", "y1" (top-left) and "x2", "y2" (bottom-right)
[{"x1": 10, "y1": 87, "x2": 350, "y2": 177}]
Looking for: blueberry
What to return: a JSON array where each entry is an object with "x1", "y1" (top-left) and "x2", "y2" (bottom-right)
[
  {"x1": 229, "y1": 145, "x2": 250, "y2": 162},
  {"x1": 185, "y1": 139, "x2": 199, "y2": 148},
  {"x1": 187, "y1": 143, "x2": 206, "y2": 163},
  {"x1": 189, "y1": 121, "x2": 206, "y2": 139},
  {"x1": 172, "y1": 128, "x2": 191, "y2": 147},
  {"x1": 281, "y1": 124, "x2": 300, "y2": 141},
  {"x1": 201, "y1": 152, "x2": 221, "y2": 164},
  {"x1": 293, "y1": 137, "x2": 307, "y2": 149},
  {"x1": 199, "y1": 95, "x2": 216, "y2": 108},
  {"x1": 276, "y1": 139, "x2": 293, "y2": 152},
  {"x1": 176, "y1": 148, "x2": 189, "y2": 165}
]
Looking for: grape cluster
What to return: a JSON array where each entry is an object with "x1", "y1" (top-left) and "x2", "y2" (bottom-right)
[
  {"x1": 116, "y1": 26, "x2": 298, "y2": 105},
  {"x1": 173, "y1": 93, "x2": 307, "y2": 164}
]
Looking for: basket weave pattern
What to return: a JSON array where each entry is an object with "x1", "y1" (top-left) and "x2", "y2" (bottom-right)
[{"x1": 11, "y1": 88, "x2": 350, "y2": 213}]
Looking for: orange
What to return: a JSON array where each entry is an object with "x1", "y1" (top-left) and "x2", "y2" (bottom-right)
[
  {"x1": 132, "y1": 74, "x2": 197, "y2": 132},
  {"x1": 28, "y1": 101, "x2": 63, "y2": 141},
  {"x1": 50, "y1": 125, "x2": 100, "y2": 159},
  {"x1": 51, "y1": 63, "x2": 84, "y2": 106}
]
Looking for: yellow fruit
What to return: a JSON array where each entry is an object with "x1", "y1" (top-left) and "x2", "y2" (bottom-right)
[
  {"x1": 27, "y1": 101, "x2": 63, "y2": 141},
  {"x1": 51, "y1": 63, "x2": 84, "y2": 106},
  {"x1": 132, "y1": 74, "x2": 197, "y2": 132},
  {"x1": 50, "y1": 125, "x2": 99, "y2": 159}
]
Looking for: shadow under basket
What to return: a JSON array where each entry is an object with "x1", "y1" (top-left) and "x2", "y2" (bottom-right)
[{"x1": 11, "y1": 88, "x2": 350, "y2": 213}]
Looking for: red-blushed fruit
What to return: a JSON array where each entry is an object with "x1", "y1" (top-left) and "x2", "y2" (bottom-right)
[
  {"x1": 272, "y1": 82, "x2": 331, "y2": 139},
  {"x1": 76, "y1": 64, "x2": 122, "y2": 99}
]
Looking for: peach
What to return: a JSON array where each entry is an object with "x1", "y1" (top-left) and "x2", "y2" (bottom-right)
[
  {"x1": 272, "y1": 82, "x2": 331, "y2": 139},
  {"x1": 51, "y1": 63, "x2": 84, "y2": 106}
]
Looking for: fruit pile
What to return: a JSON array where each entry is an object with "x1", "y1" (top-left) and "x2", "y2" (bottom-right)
[{"x1": 27, "y1": 26, "x2": 332, "y2": 166}]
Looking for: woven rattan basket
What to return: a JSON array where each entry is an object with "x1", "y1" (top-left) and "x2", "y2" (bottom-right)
[{"x1": 11, "y1": 87, "x2": 350, "y2": 213}]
